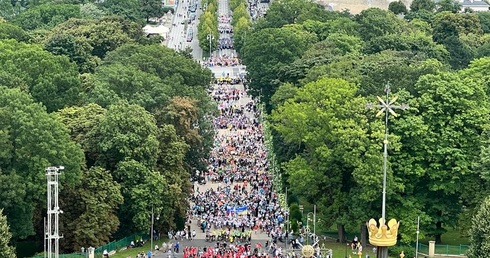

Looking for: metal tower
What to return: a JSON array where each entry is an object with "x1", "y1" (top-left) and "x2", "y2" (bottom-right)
[{"x1": 45, "y1": 166, "x2": 64, "y2": 258}]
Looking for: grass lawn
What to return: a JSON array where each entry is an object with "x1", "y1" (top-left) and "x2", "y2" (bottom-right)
[
  {"x1": 419, "y1": 228, "x2": 470, "y2": 245},
  {"x1": 321, "y1": 241, "x2": 377, "y2": 258},
  {"x1": 96, "y1": 241, "x2": 162, "y2": 258}
]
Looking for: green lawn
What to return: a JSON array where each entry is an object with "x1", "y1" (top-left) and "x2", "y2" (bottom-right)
[
  {"x1": 419, "y1": 228, "x2": 470, "y2": 245},
  {"x1": 321, "y1": 241, "x2": 376, "y2": 258},
  {"x1": 96, "y1": 241, "x2": 162, "y2": 258}
]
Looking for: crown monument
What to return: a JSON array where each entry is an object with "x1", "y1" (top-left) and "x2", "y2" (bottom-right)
[{"x1": 367, "y1": 218, "x2": 400, "y2": 247}]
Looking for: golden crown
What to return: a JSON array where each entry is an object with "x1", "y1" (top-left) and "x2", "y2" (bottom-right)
[{"x1": 367, "y1": 218, "x2": 399, "y2": 247}]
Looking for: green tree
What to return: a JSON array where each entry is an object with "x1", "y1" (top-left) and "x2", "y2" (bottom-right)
[
  {"x1": 231, "y1": 3, "x2": 249, "y2": 27},
  {"x1": 363, "y1": 31, "x2": 449, "y2": 62},
  {"x1": 289, "y1": 203, "x2": 302, "y2": 234},
  {"x1": 303, "y1": 51, "x2": 447, "y2": 97},
  {"x1": 60, "y1": 166, "x2": 123, "y2": 252},
  {"x1": 49, "y1": 16, "x2": 144, "y2": 58},
  {"x1": 155, "y1": 124, "x2": 190, "y2": 230},
  {"x1": 44, "y1": 33, "x2": 101, "y2": 73},
  {"x1": 99, "y1": 0, "x2": 142, "y2": 21},
  {"x1": 271, "y1": 78, "x2": 384, "y2": 241},
  {"x1": 0, "y1": 86, "x2": 84, "y2": 240},
  {"x1": 436, "y1": 0, "x2": 462, "y2": 13},
  {"x1": 270, "y1": 83, "x2": 298, "y2": 109},
  {"x1": 0, "y1": 209, "x2": 15, "y2": 257},
  {"x1": 279, "y1": 35, "x2": 362, "y2": 84},
  {"x1": 233, "y1": 16, "x2": 251, "y2": 53},
  {"x1": 0, "y1": 22, "x2": 30, "y2": 42},
  {"x1": 478, "y1": 12, "x2": 490, "y2": 33},
  {"x1": 261, "y1": 0, "x2": 334, "y2": 28},
  {"x1": 55, "y1": 103, "x2": 107, "y2": 166},
  {"x1": 356, "y1": 8, "x2": 402, "y2": 42},
  {"x1": 89, "y1": 63, "x2": 170, "y2": 111},
  {"x1": 139, "y1": 0, "x2": 163, "y2": 22},
  {"x1": 159, "y1": 97, "x2": 201, "y2": 147},
  {"x1": 389, "y1": 0, "x2": 408, "y2": 15},
  {"x1": 468, "y1": 196, "x2": 490, "y2": 258},
  {"x1": 103, "y1": 43, "x2": 212, "y2": 88},
  {"x1": 0, "y1": 40, "x2": 82, "y2": 112},
  {"x1": 432, "y1": 11, "x2": 483, "y2": 43},
  {"x1": 12, "y1": 3, "x2": 81, "y2": 30},
  {"x1": 80, "y1": 2, "x2": 105, "y2": 19},
  {"x1": 442, "y1": 35, "x2": 475, "y2": 69},
  {"x1": 242, "y1": 26, "x2": 316, "y2": 108},
  {"x1": 101, "y1": 43, "x2": 214, "y2": 172},
  {"x1": 0, "y1": 0, "x2": 23, "y2": 20},
  {"x1": 410, "y1": 0, "x2": 436, "y2": 12},
  {"x1": 392, "y1": 72, "x2": 490, "y2": 243},
  {"x1": 92, "y1": 102, "x2": 159, "y2": 171}
]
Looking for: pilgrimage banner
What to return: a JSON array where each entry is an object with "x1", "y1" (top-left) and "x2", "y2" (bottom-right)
[{"x1": 226, "y1": 206, "x2": 248, "y2": 215}]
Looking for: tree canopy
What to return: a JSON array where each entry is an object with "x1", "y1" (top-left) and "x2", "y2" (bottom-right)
[{"x1": 240, "y1": 0, "x2": 490, "y2": 245}]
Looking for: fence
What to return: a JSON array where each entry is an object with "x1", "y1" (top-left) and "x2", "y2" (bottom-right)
[
  {"x1": 417, "y1": 243, "x2": 469, "y2": 256},
  {"x1": 30, "y1": 253, "x2": 85, "y2": 258},
  {"x1": 435, "y1": 244, "x2": 469, "y2": 256},
  {"x1": 94, "y1": 233, "x2": 148, "y2": 254},
  {"x1": 29, "y1": 233, "x2": 149, "y2": 258}
]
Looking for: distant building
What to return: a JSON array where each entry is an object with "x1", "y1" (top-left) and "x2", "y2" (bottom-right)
[{"x1": 459, "y1": 0, "x2": 490, "y2": 12}]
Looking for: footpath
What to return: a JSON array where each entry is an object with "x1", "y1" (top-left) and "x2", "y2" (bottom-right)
[{"x1": 151, "y1": 0, "x2": 280, "y2": 256}]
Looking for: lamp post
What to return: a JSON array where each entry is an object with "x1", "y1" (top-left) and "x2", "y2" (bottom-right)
[
  {"x1": 415, "y1": 216, "x2": 420, "y2": 258},
  {"x1": 306, "y1": 205, "x2": 317, "y2": 245},
  {"x1": 345, "y1": 242, "x2": 348, "y2": 258},
  {"x1": 207, "y1": 34, "x2": 214, "y2": 59},
  {"x1": 151, "y1": 206, "x2": 154, "y2": 252},
  {"x1": 366, "y1": 84, "x2": 408, "y2": 258},
  {"x1": 150, "y1": 207, "x2": 160, "y2": 252}
]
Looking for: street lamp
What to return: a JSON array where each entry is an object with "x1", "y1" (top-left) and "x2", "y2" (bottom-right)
[
  {"x1": 366, "y1": 83, "x2": 408, "y2": 258},
  {"x1": 150, "y1": 207, "x2": 159, "y2": 252},
  {"x1": 306, "y1": 205, "x2": 317, "y2": 245},
  {"x1": 207, "y1": 34, "x2": 214, "y2": 59}
]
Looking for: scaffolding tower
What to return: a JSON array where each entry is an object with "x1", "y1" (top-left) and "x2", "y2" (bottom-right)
[{"x1": 45, "y1": 166, "x2": 64, "y2": 258}]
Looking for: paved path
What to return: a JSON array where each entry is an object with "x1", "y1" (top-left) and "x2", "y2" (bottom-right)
[
  {"x1": 152, "y1": 1, "x2": 275, "y2": 258},
  {"x1": 167, "y1": 0, "x2": 204, "y2": 60}
]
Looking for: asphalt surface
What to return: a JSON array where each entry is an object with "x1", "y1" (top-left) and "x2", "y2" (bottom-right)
[{"x1": 152, "y1": 1, "x2": 275, "y2": 258}]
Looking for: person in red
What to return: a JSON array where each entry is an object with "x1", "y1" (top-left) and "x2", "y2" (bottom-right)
[{"x1": 184, "y1": 247, "x2": 189, "y2": 258}]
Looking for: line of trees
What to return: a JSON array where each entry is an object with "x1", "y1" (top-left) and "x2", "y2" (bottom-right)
[
  {"x1": 229, "y1": 0, "x2": 250, "y2": 52},
  {"x1": 0, "y1": 0, "x2": 215, "y2": 255},
  {"x1": 239, "y1": 0, "x2": 490, "y2": 251},
  {"x1": 197, "y1": 0, "x2": 219, "y2": 54}
]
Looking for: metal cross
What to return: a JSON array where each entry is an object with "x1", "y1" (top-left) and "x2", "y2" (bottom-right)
[{"x1": 366, "y1": 83, "x2": 408, "y2": 222}]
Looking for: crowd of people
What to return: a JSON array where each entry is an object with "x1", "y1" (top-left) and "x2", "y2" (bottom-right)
[
  {"x1": 187, "y1": 52, "x2": 291, "y2": 247},
  {"x1": 181, "y1": 242, "x2": 298, "y2": 258},
  {"x1": 205, "y1": 54, "x2": 241, "y2": 67}
]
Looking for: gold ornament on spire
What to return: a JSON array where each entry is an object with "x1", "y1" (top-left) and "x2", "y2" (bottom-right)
[{"x1": 367, "y1": 218, "x2": 400, "y2": 247}]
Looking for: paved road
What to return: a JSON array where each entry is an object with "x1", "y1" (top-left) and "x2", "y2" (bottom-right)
[
  {"x1": 152, "y1": 2, "x2": 276, "y2": 258},
  {"x1": 167, "y1": 0, "x2": 203, "y2": 60}
]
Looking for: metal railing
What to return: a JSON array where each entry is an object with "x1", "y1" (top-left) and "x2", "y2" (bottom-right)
[
  {"x1": 94, "y1": 233, "x2": 148, "y2": 254},
  {"x1": 29, "y1": 233, "x2": 149, "y2": 258},
  {"x1": 417, "y1": 243, "x2": 469, "y2": 256}
]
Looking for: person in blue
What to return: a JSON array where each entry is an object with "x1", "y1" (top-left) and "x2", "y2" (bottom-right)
[
  {"x1": 174, "y1": 241, "x2": 180, "y2": 253},
  {"x1": 147, "y1": 250, "x2": 152, "y2": 258}
]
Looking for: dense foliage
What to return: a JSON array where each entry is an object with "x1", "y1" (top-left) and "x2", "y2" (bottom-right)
[
  {"x1": 197, "y1": 0, "x2": 219, "y2": 53},
  {"x1": 238, "y1": 0, "x2": 490, "y2": 246},
  {"x1": 0, "y1": 0, "x2": 214, "y2": 255}
]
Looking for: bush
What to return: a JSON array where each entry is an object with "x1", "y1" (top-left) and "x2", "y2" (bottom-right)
[
  {"x1": 289, "y1": 203, "x2": 303, "y2": 234},
  {"x1": 162, "y1": 7, "x2": 175, "y2": 14},
  {"x1": 388, "y1": 245, "x2": 415, "y2": 257}
]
